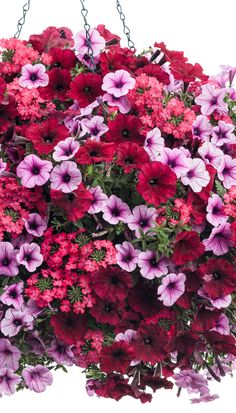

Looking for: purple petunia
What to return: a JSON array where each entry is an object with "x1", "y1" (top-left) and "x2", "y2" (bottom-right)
[
  {"x1": 19, "y1": 63, "x2": 49, "y2": 89},
  {"x1": 103, "y1": 93, "x2": 131, "y2": 114},
  {"x1": 181, "y1": 158, "x2": 210, "y2": 192},
  {"x1": 22, "y1": 365, "x2": 53, "y2": 393},
  {"x1": 0, "y1": 368, "x2": 21, "y2": 395},
  {"x1": 102, "y1": 69, "x2": 135, "y2": 97},
  {"x1": 211, "y1": 121, "x2": 235, "y2": 147},
  {"x1": 203, "y1": 222, "x2": 233, "y2": 256},
  {"x1": 174, "y1": 369, "x2": 209, "y2": 395},
  {"x1": 115, "y1": 241, "x2": 140, "y2": 272},
  {"x1": 217, "y1": 155, "x2": 236, "y2": 189},
  {"x1": 158, "y1": 147, "x2": 190, "y2": 178},
  {"x1": 198, "y1": 142, "x2": 223, "y2": 168},
  {"x1": 192, "y1": 115, "x2": 212, "y2": 140},
  {"x1": 74, "y1": 28, "x2": 105, "y2": 59},
  {"x1": 127, "y1": 205, "x2": 157, "y2": 237},
  {"x1": 50, "y1": 161, "x2": 82, "y2": 193},
  {"x1": 137, "y1": 250, "x2": 168, "y2": 279},
  {"x1": 206, "y1": 194, "x2": 227, "y2": 226},
  {"x1": 16, "y1": 154, "x2": 52, "y2": 188},
  {"x1": 47, "y1": 339, "x2": 74, "y2": 366},
  {"x1": 80, "y1": 115, "x2": 108, "y2": 141},
  {"x1": 144, "y1": 127, "x2": 164, "y2": 161},
  {"x1": 53, "y1": 137, "x2": 80, "y2": 162},
  {"x1": 0, "y1": 282, "x2": 24, "y2": 310},
  {"x1": 16, "y1": 243, "x2": 43, "y2": 272},
  {"x1": 24, "y1": 213, "x2": 47, "y2": 237},
  {"x1": 0, "y1": 242, "x2": 19, "y2": 277},
  {"x1": 0, "y1": 339, "x2": 21, "y2": 371},
  {"x1": 102, "y1": 195, "x2": 131, "y2": 225},
  {"x1": 157, "y1": 272, "x2": 186, "y2": 306},
  {"x1": 195, "y1": 84, "x2": 227, "y2": 116},
  {"x1": 87, "y1": 186, "x2": 108, "y2": 214},
  {"x1": 0, "y1": 308, "x2": 34, "y2": 337}
]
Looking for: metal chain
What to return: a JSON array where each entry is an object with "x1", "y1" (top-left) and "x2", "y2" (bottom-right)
[
  {"x1": 116, "y1": 0, "x2": 135, "y2": 50},
  {"x1": 79, "y1": 0, "x2": 96, "y2": 71},
  {"x1": 14, "y1": 0, "x2": 31, "y2": 39}
]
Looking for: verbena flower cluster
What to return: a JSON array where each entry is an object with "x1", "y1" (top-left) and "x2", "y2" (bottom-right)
[{"x1": 0, "y1": 24, "x2": 236, "y2": 403}]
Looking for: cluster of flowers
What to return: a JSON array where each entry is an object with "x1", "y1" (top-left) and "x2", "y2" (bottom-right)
[{"x1": 0, "y1": 24, "x2": 236, "y2": 404}]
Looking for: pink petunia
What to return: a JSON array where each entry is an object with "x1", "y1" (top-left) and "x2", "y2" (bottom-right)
[
  {"x1": 181, "y1": 158, "x2": 210, "y2": 192},
  {"x1": 157, "y1": 272, "x2": 186, "y2": 306},
  {"x1": 102, "y1": 69, "x2": 135, "y2": 97}
]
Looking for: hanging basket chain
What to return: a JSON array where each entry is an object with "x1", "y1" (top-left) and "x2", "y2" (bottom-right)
[
  {"x1": 79, "y1": 0, "x2": 96, "y2": 71},
  {"x1": 14, "y1": 0, "x2": 31, "y2": 39},
  {"x1": 116, "y1": 0, "x2": 135, "y2": 50}
]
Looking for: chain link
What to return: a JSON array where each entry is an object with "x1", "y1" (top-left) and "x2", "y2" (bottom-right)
[
  {"x1": 14, "y1": 0, "x2": 31, "y2": 39},
  {"x1": 79, "y1": 0, "x2": 96, "y2": 71},
  {"x1": 116, "y1": 0, "x2": 135, "y2": 50}
]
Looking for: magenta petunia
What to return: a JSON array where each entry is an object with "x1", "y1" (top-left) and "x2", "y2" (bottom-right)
[
  {"x1": 127, "y1": 205, "x2": 157, "y2": 238},
  {"x1": 47, "y1": 339, "x2": 74, "y2": 366},
  {"x1": 144, "y1": 127, "x2": 164, "y2": 161},
  {"x1": 24, "y1": 213, "x2": 47, "y2": 237},
  {"x1": 22, "y1": 365, "x2": 53, "y2": 393},
  {"x1": 87, "y1": 186, "x2": 108, "y2": 214},
  {"x1": 206, "y1": 194, "x2": 227, "y2": 226},
  {"x1": 19, "y1": 63, "x2": 49, "y2": 89},
  {"x1": 0, "y1": 282, "x2": 24, "y2": 310},
  {"x1": 102, "y1": 69, "x2": 135, "y2": 97},
  {"x1": 137, "y1": 251, "x2": 168, "y2": 280},
  {"x1": 116, "y1": 241, "x2": 140, "y2": 272},
  {"x1": 16, "y1": 243, "x2": 43, "y2": 272},
  {"x1": 0, "y1": 242, "x2": 19, "y2": 277},
  {"x1": 203, "y1": 222, "x2": 233, "y2": 256},
  {"x1": 50, "y1": 161, "x2": 82, "y2": 193},
  {"x1": 16, "y1": 154, "x2": 52, "y2": 188},
  {"x1": 53, "y1": 137, "x2": 80, "y2": 162},
  {"x1": 0, "y1": 368, "x2": 21, "y2": 395},
  {"x1": 157, "y1": 272, "x2": 186, "y2": 306},
  {"x1": 0, "y1": 339, "x2": 21, "y2": 371},
  {"x1": 102, "y1": 195, "x2": 131, "y2": 225}
]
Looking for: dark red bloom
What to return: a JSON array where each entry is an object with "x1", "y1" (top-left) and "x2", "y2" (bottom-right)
[
  {"x1": 23, "y1": 118, "x2": 68, "y2": 154},
  {"x1": 187, "y1": 191, "x2": 207, "y2": 225},
  {"x1": 137, "y1": 162, "x2": 177, "y2": 207},
  {"x1": 50, "y1": 312, "x2": 87, "y2": 345},
  {"x1": 104, "y1": 114, "x2": 144, "y2": 144},
  {"x1": 29, "y1": 26, "x2": 74, "y2": 53},
  {"x1": 96, "y1": 24, "x2": 121, "y2": 46},
  {"x1": 135, "y1": 64, "x2": 170, "y2": 85},
  {"x1": 0, "y1": 96, "x2": 17, "y2": 135},
  {"x1": 49, "y1": 47, "x2": 77, "y2": 70},
  {"x1": 116, "y1": 142, "x2": 149, "y2": 173},
  {"x1": 191, "y1": 309, "x2": 221, "y2": 333},
  {"x1": 198, "y1": 258, "x2": 236, "y2": 299},
  {"x1": 128, "y1": 280, "x2": 162, "y2": 318},
  {"x1": 197, "y1": 164, "x2": 216, "y2": 202},
  {"x1": 154, "y1": 42, "x2": 187, "y2": 64},
  {"x1": 140, "y1": 372, "x2": 173, "y2": 392},
  {"x1": 90, "y1": 298, "x2": 120, "y2": 325},
  {"x1": 69, "y1": 73, "x2": 103, "y2": 107},
  {"x1": 91, "y1": 267, "x2": 132, "y2": 303},
  {"x1": 170, "y1": 61, "x2": 208, "y2": 83},
  {"x1": 50, "y1": 183, "x2": 93, "y2": 222},
  {"x1": 100, "y1": 341, "x2": 135, "y2": 374},
  {"x1": 204, "y1": 331, "x2": 236, "y2": 356},
  {"x1": 39, "y1": 68, "x2": 71, "y2": 101},
  {"x1": 133, "y1": 324, "x2": 168, "y2": 364},
  {"x1": 75, "y1": 140, "x2": 115, "y2": 164},
  {"x1": 0, "y1": 78, "x2": 6, "y2": 102},
  {"x1": 171, "y1": 231, "x2": 205, "y2": 265}
]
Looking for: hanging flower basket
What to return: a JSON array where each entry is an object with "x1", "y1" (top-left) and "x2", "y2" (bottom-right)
[{"x1": 0, "y1": 11, "x2": 236, "y2": 404}]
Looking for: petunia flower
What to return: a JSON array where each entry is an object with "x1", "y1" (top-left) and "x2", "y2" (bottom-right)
[
  {"x1": 102, "y1": 195, "x2": 131, "y2": 225},
  {"x1": 53, "y1": 137, "x2": 80, "y2": 162},
  {"x1": 16, "y1": 154, "x2": 52, "y2": 188},
  {"x1": 195, "y1": 84, "x2": 227, "y2": 116},
  {"x1": 198, "y1": 142, "x2": 223, "y2": 168},
  {"x1": 211, "y1": 313, "x2": 230, "y2": 335},
  {"x1": 211, "y1": 121, "x2": 235, "y2": 147},
  {"x1": 19, "y1": 63, "x2": 49, "y2": 89},
  {"x1": 137, "y1": 251, "x2": 168, "y2": 279},
  {"x1": 206, "y1": 194, "x2": 227, "y2": 226},
  {"x1": 47, "y1": 339, "x2": 74, "y2": 366},
  {"x1": 116, "y1": 241, "x2": 140, "y2": 272},
  {"x1": 50, "y1": 161, "x2": 82, "y2": 193},
  {"x1": 22, "y1": 365, "x2": 53, "y2": 393},
  {"x1": 102, "y1": 93, "x2": 131, "y2": 114},
  {"x1": 0, "y1": 242, "x2": 19, "y2": 277},
  {"x1": 24, "y1": 213, "x2": 47, "y2": 237},
  {"x1": 203, "y1": 222, "x2": 233, "y2": 255},
  {"x1": 102, "y1": 69, "x2": 135, "y2": 97},
  {"x1": 80, "y1": 115, "x2": 108, "y2": 141},
  {"x1": 16, "y1": 243, "x2": 43, "y2": 272},
  {"x1": 174, "y1": 369, "x2": 209, "y2": 395},
  {"x1": 0, "y1": 282, "x2": 24, "y2": 310},
  {"x1": 0, "y1": 368, "x2": 21, "y2": 395},
  {"x1": 217, "y1": 155, "x2": 236, "y2": 189},
  {"x1": 0, "y1": 339, "x2": 21, "y2": 371},
  {"x1": 181, "y1": 158, "x2": 210, "y2": 192},
  {"x1": 144, "y1": 127, "x2": 164, "y2": 161},
  {"x1": 0, "y1": 308, "x2": 34, "y2": 337},
  {"x1": 192, "y1": 115, "x2": 212, "y2": 140},
  {"x1": 157, "y1": 272, "x2": 186, "y2": 306},
  {"x1": 158, "y1": 147, "x2": 190, "y2": 178},
  {"x1": 74, "y1": 28, "x2": 105, "y2": 59},
  {"x1": 87, "y1": 186, "x2": 108, "y2": 214},
  {"x1": 0, "y1": 158, "x2": 6, "y2": 175},
  {"x1": 127, "y1": 205, "x2": 157, "y2": 238}
]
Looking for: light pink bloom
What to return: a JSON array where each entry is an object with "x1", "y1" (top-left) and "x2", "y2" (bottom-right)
[
  {"x1": 0, "y1": 339, "x2": 21, "y2": 371},
  {"x1": 217, "y1": 155, "x2": 236, "y2": 189},
  {"x1": 144, "y1": 127, "x2": 164, "y2": 161},
  {"x1": 211, "y1": 121, "x2": 235, "y2": 146},
  {"x1": 206, "y1": 194, "x2": 227, "y2": 226},
  {"x1": 50, "y1": 161, "x2": 82, "y2": 193},
  {"x1": 116, "y1": 241, "x2": 140, "y2": 272},
  {"x1": 158, "y1": 147, "x2": 189, "y2": 178},
  {"x1": 211, "y1": 313, "x2": 230, "y2": 335},
  {"x1": 0, "y1": 242, "x2": 19, "y2": 277},
  {"x1": 102, "y1": 69, "x2": 135, "y2": 97},
  {"x1": 0, "y1": 282, "x2": 24, "y2": 310},
  {"x1": 198, "y1": 142, "x2": 223, "y2": 168},
  {"x1": 53, "y1": 137, "x2": 80, "y2": 162},
  {"x1": 16, "y1": 154, "x2": 52, "y2": 188},
  {"x1": 102, "y1": 93, "x2": 131, "y2": 114},
  {"x1": 0, "y1": 368, "x2": 21, "y2": 395},
  {"x1": 22, "y1": 365, "x2": 53, "y2": 393},
  {"x1": 16, "y1": 243, "x2": 43, "y2": 272},
  {"x1": 157, "y1": 272, "x2": 186, "y2": 306},
  {"x1": 19, "y1": 63, "x2": 49, "y2": 89},
  {"x1": 74, "y1": 28, "x2": 105, "y2": 58},
  {"x1": 203, "y1": 222, "x2": 233, "y2": 255},
  {"x1": 190, "y1": 393, "x2": 219, "y2": 403},
  {"x1": 0, "y1": 159, "x2": 6, "y2": 175},
  {"x1": 102, "y1": 195, "x2": 131, "y2": 225},
  {"x1": 47, "y1": 339, "x2": 74, "y2": 366},
  {"x1": 195, "y1": 84, "x2": 227, "y2": 116},
  {"x1": 192, "y1": 115, "x2": 212, "y2": 140},
  {"x1": 198, "y1": 287, "x2": 231, "y2": 308},
  {"x1": 87, "y1": 186, "x2": 108, "y2": 214},
  {"x1": 138, "y1": 251, "x2": 168, "y2": 279},
  {"x1": 0, "y1": 308, "x2": 33, "y2": 337},
  {"x1": 181, "y1": 158, "x2": 210, "y2": 192},
  {"x1": 24, "y1": 213, "x2": 47, "y2": 237},
  {"x1": 174, "y1": 369, "x2": 209, "y2": 395},
  {"x1": 80, "y1": 116, "x2": 108, "y2": 141},
  {"x1": 127, "y1": 205, "x2": 157, "y2": 238}
]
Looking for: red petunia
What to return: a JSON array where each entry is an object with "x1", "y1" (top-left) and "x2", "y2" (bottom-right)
[
  {"x1": 170, "y1": 61, "x2": 208, "y2": 83},
  {"x1": 198, "y1": 258, "x2": 236, "y2": 299},
  {"x1": 50, "y1": 312, "x2": 87, "y2": 345},
  {"x1": 128, "y1": 280, "x2": 162, "y2": 318},
  {"x1": 49, "y1": 47, "x2": 77, "y2": 70},
  {"x1": 28, "y1": 26, "x2": 74, "y2": 53},
  {"x1": 171, "y1": 231, "x2": 205, "y2": 266},
  {"x1": 104, "y1": 114, "x2": 144, "y2": 144},
  {"x1": 137, "y1": 162, "x2": 177, "y2": 207},
  {"x1": 191, "y1": 309, "x2": 221, "y2": 333},
  {"x1": 116, "y1": 142, "x2": 149, "y2": 173},
  {"x1": 96, "y1": 24, "x2": 121, "y2": 46},
  {"x1": 69, "y1": 73, "x2": 103, "y2": 107},
  {"x1": 50, "y1": 183, "x2": 93, "y2": 222},
  {"x1": 75, "y1": 140, "x2": 115, "y2": 164},
  {"x1": 100, "y1": 341, "x2": 135, "y2": 374},
  {"x1": 90, "y1": 297, "x2": 120, "y2": 325},
  {"x1": 23, "y1": 118, "x2": 68, "y2": 154},
  {"x1": 39, "y1": 68, "x2": 72, "y2": 101},
  {"x1": 204, "y1": 331, "x2": 236, "y2": 356},
  {"x1": 135, "y1": 64, "x2": 170, "y2": 85},
  {"x1": 133, "y1": 324, "x2": 168, "y2": 364},
  {"x1": 91, "y1": 267, "x2": 132, "y2": 303}
]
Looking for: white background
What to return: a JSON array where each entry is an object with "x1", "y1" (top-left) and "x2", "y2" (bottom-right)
[{"x1": 0, "y1": 0, "x2": 236, "y2": 411}]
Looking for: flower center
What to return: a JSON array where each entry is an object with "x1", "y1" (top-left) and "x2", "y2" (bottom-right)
[
  {"x1": 13, "y1": 319, "x2": 22, "y2": 326},
  {"x1": 111, "y1": 276, "x2": 119, "y2": 285},
  {"x1": 144, "y1": 337, "x2": 153, "y2": 345},
  {"x1": 113, "y1": 350, "x2": 124, "y2": 358},
  {"x1": 139, "y1": 219, "x2": 148, "y2": 227},
  {"x1": 30, "y1": 73, "x2": 37, "y2": 81},
  {"x1": 63, "y1": 173, "x2": 71, "y2": 183},
  {"x1": 149, "y1": 178, "x2": 159, "y2": 185},
  {"x1": 122, "y1": 128, "x2": 129, "y2": 137},
  {"x1": 9, "y1": 290, "x2": 17, "y2": 299},
  {"x1": 32, "y1": 166, "x2": 40, "y2": 175},
  {"x1": 83, "y1": 86, "x2": 91, "y2": 94},
  {"x1": 2, "y1": 258, "x2": 9, "y2": 266},
  {"x1": 104, "y1": 304, "x2": 111, "y2": 313},
  {"x1": 212, "y1": 271, "x2": 221, "y2": 280},
  {"x1": 111, "y1": 207, "x2": 120, "y2": 217},
  {"x1": 29, "y1": 221, "x2": 38, "y2": 230},
  {"x1": 24, "y1": 253, "x2": 32, "y2": 262}
]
